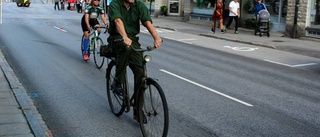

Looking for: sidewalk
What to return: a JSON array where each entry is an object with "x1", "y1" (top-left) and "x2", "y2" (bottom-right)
[
  {"x1": 0, "y1": 50, "x2": 52, "y2": 137},
  {"x1": 152, "y1": 16, "x2": 320, "y2": 59}
]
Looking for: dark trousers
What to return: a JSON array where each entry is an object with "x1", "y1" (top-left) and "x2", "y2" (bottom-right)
[
  {"x1": 112, "y1": 37, "x2": 144, "y2": 94},
  {"x1": 76, "y1": 4, "x2": 82, "y2": 13},
  {"x1": 54, "y1": 2, "x2": 60, "y2": 10},
  {"x1": 61, "y1": 2, "x2": 64, "y2": 10},
  {"x1": 225, "y1": 16, "x2": 239, "y2": 31}
]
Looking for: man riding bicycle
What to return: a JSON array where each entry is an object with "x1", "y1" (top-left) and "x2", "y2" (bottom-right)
[
  {"x1": 81, "y1": 0, "x2": 108, "y2": 61},
  {"x1": 107, "y1": 0, "x2": 162, "y2": 120}
]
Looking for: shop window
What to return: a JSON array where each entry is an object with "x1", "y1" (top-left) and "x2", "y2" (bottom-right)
[
  {"x1": 309, "y1": 0, "x2": 320, "y2": 26},
  {"x1": 264, "y1": 0, "x2": 287, "y2": 16},
  {"x1": 194, "y1": 0, "x2": 214, "y2": 9}
]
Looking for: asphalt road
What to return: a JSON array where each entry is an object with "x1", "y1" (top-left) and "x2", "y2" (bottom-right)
[{"x1": 1, "y1": 2, "x2": 320, "y2": 137}]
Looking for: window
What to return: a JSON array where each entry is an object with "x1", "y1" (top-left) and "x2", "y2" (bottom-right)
[{"x1": 194, "y1": 0, "x2": 214, "y2": 9}]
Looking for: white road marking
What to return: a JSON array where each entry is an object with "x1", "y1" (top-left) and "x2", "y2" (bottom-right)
[
  {"x1": 163, "y1": 37, "x2": 194, "y2": 44},
  {"x1": 264, "y1": 59, "x2": 317, "y2": 67},
  {"x1": 141, "y1": 28, "x2": 174, "y2": 33},
  {"x1": 160, "y1": 69, "x2": 254, "y2": 107},
  {"x1": 291, "y1": 63, "x2": 318, "y2": 67},
  {"x1": 224, "y1": 46, "x2": 258, "y2": 51},
  {"x1": 53, "y1": 26, "x2": 67, "y2": 32}
]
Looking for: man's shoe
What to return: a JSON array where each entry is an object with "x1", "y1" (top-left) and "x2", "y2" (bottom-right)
[
  {"x1": 234, "y1": 31, "x2": 239, "y2": 34},
  {"x1": 111, "y1": 80, "x2": 123, "y2": 95},
  {"x1": 223, "y1": 28, "x2": 227, "y2": 33},
  {"x1": 210, "y1": 28, "x2": 215, "y2": 34},
  {"x1": 83, "y1": 54, "x2": 89, "y2": 61}
]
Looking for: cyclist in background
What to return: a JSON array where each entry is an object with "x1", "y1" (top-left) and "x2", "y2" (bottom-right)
[
  {"x1": 81, "y1": 0, "x2": 108, "y2": 61},
  {"x1": 107, "y1": 0, "x2": 162, "y2": 120}
]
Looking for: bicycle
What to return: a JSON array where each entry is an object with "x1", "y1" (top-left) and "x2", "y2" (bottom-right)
[
  {"x1": 81, "y1": 26, "x2": 107, "y2": 69},
  {"x1": 105, "y1": 41, "x2": 169, "y2": 137}
]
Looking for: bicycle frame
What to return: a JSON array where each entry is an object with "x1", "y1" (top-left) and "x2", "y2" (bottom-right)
[
  {"x1": 111, "y1": 46, "x2": 155, "y2": 113},
  {"x1": 88, "y1": 28, "x2": 98, "y2": 53}
]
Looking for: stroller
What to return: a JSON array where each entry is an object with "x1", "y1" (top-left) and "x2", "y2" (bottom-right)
[{"x1": 255, "y1": 9, "x2": 270, "y2": 37}]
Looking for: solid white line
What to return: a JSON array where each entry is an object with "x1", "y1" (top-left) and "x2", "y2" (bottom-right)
[
  {"x1": 264, "y1": 59, "x2": 292, "y2": 67},
  {"x1": 53, "y1": 26, "x2": 67, "y2": 32},
  {"x1": 177, "y1": 39, "x2": 196, "y2": 41},
  {"x1": 264, "y1": 59, "x2": 317, "y2": 67},
  {"x1": 159, "y1": 69, "x2": 253, "y2": 107},
  {"x1": 292, "y1": 63, "x2": 317, "y2": 67}
]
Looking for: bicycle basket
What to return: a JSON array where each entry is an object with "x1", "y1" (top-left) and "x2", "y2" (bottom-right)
[{"x1": 100, "y1": 44, "x2": 116, "y2": 58}]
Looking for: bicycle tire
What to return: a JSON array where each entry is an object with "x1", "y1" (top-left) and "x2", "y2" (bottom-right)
[
  {"x1": 81, "y1": 35, "x2": 85, "y2": 57},
  {"x1": 93, "y1": 37, "x2": 105, "y2": 69},
  {"x1": 106, "y1": 61, "x2": 125, "y2": 116},
  {"x1": 139, "y1": 80, "x2": 169, "y2": 137}
]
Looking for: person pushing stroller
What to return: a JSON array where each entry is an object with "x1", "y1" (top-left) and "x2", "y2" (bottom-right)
[{"x1": 254, "y1": 0, "x2": 270, "y2": 37}]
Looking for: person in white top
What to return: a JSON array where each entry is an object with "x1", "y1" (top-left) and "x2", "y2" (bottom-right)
[{"x1": 224, "y1": 0, "x2": 240, "y2": 34}]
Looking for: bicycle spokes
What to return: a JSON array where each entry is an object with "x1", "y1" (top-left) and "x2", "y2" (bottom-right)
[{"x1": 139, "y1": 81, "x2": 169, "y2": 137}]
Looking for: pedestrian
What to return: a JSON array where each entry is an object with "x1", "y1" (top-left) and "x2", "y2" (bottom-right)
[
  {"x1": 254, "y1": 0, "x2": 267, "y2": 30},
  {"x1": 254, "y1": 0, "x2": 267, "y2": 18},
  {"x1": 107, "y1": 0, "x2": 162, "y2": 121},
  {"x1": 224, "y1": 0, "x2": 240, "y2": 34},
  {"x1": 76, "y1": 0, "x2": 82, "y2": 13},
  {"x1": 211, "y1": 0, "x2": 224, "y2": 33},
  {"x1": 54, "y1": 0, "x2": 60, "y2": 10},
  {"x1": 60, "y1": 0, "x2": 65, "y2": 10}
]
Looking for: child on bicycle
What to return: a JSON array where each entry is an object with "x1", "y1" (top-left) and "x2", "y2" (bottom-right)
[{"x1": 81, "y1": 0, "x2": 108, "y2": 61}]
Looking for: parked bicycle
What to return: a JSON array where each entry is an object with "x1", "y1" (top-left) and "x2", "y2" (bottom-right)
[
  {"x1": 81, "y1": 26, "x2": 107, "y2": 69},
  {"x1": 105, "y1": 41, "x2": 169, "y2": 137}
]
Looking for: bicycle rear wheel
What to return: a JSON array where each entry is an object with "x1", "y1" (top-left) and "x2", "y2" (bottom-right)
[
  {"x1": 139, "y1": 80, "x2": 169, "y2": 137},
  {"x1": 106, "y1": 61, "x2": 125, "y2": 116},
  {"x1": 93, "y1": 37, "x2": 105, "y2": 69}
]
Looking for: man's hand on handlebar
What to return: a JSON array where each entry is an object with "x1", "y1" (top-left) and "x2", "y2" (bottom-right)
[{"x1": 123, "y1": 36, "x2": 132, "y2": 47}]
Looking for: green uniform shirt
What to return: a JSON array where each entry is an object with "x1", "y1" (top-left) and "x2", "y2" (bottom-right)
[{"x1": 108, "y1": 0, "x2": 152, "y2": 37}]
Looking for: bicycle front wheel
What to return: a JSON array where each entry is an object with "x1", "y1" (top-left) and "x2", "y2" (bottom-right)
[
  {"x1": 93, "y1": 37, "x2": 105, "y2": 69},
  {"x1": 81, "y1": 35, "x2": 85, "y2": 57},
  {"x1": 106, "y1": 61, "x2": 125, "y2": 116},
  {"x1": 139, "y1": 80, "x2": 169, "y2": 137}
]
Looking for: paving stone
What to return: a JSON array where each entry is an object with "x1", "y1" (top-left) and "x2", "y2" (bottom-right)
[
  {"x1": 0, "y1": 123, "x2": 32, "y2": 135},
  {"x1": 6, "y1": 134, "x2": 35, "y2": 137},
  {"x1": 0, "y1": 92, "x2": 14, "y2": 99},
  {"x1": 0, "y1": 114, "x2": 27, "y2": 123},
  {"x1": 0, "y1": 106, "x2": 22, "y2": 114},
  {"x1": 0, "y1": 99, "x2": 18, "y2": 106}
]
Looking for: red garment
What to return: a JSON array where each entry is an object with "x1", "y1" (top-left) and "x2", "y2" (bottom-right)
[
  {"x1": 212, "y1": 2, "x2": 223, "y2": 20},
  {"x1": 68, "y1": 0, "x2": 74, "y2": 3}
]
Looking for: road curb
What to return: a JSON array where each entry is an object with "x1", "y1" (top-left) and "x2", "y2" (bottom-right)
[
  {"x1": 0, "y1": 50, "x2": 53, "y2": 137},
  {"x1": 199, "y1": 33, "x2": 277, "y2": 49}
]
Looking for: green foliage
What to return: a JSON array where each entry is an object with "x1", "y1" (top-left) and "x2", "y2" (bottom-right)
[
  {"x1": 160, "y1": 6, "x2": 168, "y2": 16},
  {"x1": 243, "y1": 18, "x2": 257, "y2": 29},
  {"x1": 244, "y1": 0, "x2": 254, "y2": 14}
]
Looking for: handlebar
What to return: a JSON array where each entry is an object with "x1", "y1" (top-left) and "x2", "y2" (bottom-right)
[
  {"x1": 91, "y1": 26, "x2": 108, "y2": 33},
  {"x1": 113, "y1": 38, "x2": 155, "y2": 52}
]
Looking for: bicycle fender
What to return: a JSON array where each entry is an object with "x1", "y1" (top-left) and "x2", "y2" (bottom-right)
[{"x1": 146, "y1": 77, "x2": 158, "y2": 83}]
